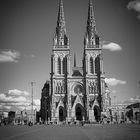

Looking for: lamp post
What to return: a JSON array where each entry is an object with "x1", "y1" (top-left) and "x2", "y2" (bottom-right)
[
  {"x1": 30, "y1": 81, "x2": 35, "y2": 124},
  {"x1": 113, "y1": 95, "x2": 116, "y2": 106}
]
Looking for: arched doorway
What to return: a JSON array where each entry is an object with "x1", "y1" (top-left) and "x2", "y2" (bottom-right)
[
  {"x1": 75, "y1": 103, "x2": 84, "y2": 121},
  {"x1": 76, "y1": 107, "x2": 82, "y2": 121},
  {"x1": 59, "y1": 107, "x2": 65, "y2": 122},
  {"x1": 135, "y1": 112, "x2": 139, "y2": 122},
  {"x1": 94, "y1": 106, "x2": 100, "y2": 122},
  {"x1": 126, "y1": 109, "x2": 133, "y2": 121}
]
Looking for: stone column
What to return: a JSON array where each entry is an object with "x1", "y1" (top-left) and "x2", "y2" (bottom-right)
[
  {"x1": 93, "y1": 58, "x2": 95, "y2": 75},
  {"x1": 101, "y1": 58, "x2": 104, "y2": 74},
  {"x1": 67, "y1": 56, "x2": 70, "y2": 75},
  {"x1": 55, "y1": 57, "x2": 57, "y2": 75},
  {"x1": 88, "y1": 58, "x2": 90, "y2": 75},
  {"x1": 85, "y1": 56, "x2": 88, "y2": 75},
  {"x1": 51, "y1": 94, "x2": 56, "y2": 122},
  {"x1": 89, "y1": 109, "x2": 95, "y2": 122},
  {"x1": 61, "y1": 58, "x2": 63, "y2": 74},
  {"x1": 86, "y1": 83, "x2": 89, "y2": 119},
  {"x1": 67, "y1": 82, "x2": 71, "y2": 122}
]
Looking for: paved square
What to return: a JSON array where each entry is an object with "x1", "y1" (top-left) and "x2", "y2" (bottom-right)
[{"x1": 0, "y1": 124, "x2": 140, "y2": 140}]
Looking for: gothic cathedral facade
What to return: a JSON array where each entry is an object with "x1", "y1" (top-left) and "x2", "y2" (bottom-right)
[{"x1": 40, "y1": 0, "x2": 111, "y2": 123}]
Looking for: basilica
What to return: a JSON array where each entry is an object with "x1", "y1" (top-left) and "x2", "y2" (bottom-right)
[{"x1": 40, "y1": 0, "x2": 111, "y2": 123}]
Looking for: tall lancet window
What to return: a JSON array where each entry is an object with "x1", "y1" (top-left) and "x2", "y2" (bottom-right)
[
  {"x1": 95, "y1": 56, "x2": 100, "y2": 74},
  {"x1": 90, "y1": 57, "x2": 94, "y2": 74},
  {"x1": 58, "y1": 57, "x2": 61, "y2": 74},
  {"x1": 63, "y1": 57, "x2": 67, "y2": 74},
  {"x1": 95, "y1": 34, "x2": 99, "y2": 46},
  {"x1": 64, "y1": 34, "x2": 68, "y2": 46}
]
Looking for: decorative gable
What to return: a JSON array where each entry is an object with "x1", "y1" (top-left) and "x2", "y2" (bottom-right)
[
  {"x1": 72, "y1": 95, "x2": 84, "y2": 109},
  {"x1": 56, "y1": 98, "x2": 64, "y2": 110},
  {"x1": 92, "y1": 98, "x2": 99, "y2": 109}
]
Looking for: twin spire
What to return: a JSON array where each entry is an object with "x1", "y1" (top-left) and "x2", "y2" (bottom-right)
[
  {"x1": 54, "y1": 0, "x2": 98, "y2": 49},
  {"x1": 54, "y1": 0, "x2": 68, "y2": 48},
  {"x1": 57, "y1": 0, "x2": 65, "y2": 30},
  {"x1": 87, "y1": 0, "x2": 96, "y2": 28},
  {"x1": 85, "y1": 0, "x2": 99, "y2": 48}
]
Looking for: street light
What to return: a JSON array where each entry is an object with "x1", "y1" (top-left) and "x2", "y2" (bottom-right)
[{"x1": 29, "y1": 81, "x2": 36, "y2": 125}]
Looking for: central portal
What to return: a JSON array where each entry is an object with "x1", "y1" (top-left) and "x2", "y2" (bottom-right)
[
  {"x1": 76, "y1": 107, "x2": 82, "y2": 121},
  {"x1": 59, "y1": 107, "x2": 65, "y2": 122},
  {"x1": 75, "y1": 103, "x2": 84, "y2": 121}
]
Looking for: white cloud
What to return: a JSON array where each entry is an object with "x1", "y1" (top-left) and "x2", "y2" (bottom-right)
[
  {"x1": 0, "y1": 93, "x2": 27, "y2": 103},
  {"x1": 105, "y1": 78, "x2": 127, "y2": 86},
  {"x1": 8, "y1": 89, "x2": 29, "y2": 96},
  {"x1": 127, "y1": 0, "x2": 140, "y2": 19},
  {"x1": 124, "y1": 95, "x2": 140, "y2": 104},
  {"x1": 102, "y1": 42, "x2": 122, "y2": 51},
  {"x1": 0, "y1": 50, "x2": 20, "y2": 63},
  {"x1": 0, "y1": 89, "x2": 40, "y2": 111}
]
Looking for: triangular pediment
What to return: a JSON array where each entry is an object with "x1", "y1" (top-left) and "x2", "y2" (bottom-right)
[
  {"x1": 57, "y1": 98, "x2": 64, "y2": 109},
  {"x1": 72, "y1": 95, "x2": 83, "y2": 109},
  {"x1": 92, "y1": 98, "x2": 99, "y2": 109}
]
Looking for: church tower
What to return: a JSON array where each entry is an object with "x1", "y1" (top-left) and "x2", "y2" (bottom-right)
[
  {"x1": 41, "y1": 0, "x2": 111, "y2": 123},
  {"x1": 83, "y1": 0, "x2": 105, "y2": 121},
  {"x1": 50, "y1": 0, "x2": 70, "y2": 122}
]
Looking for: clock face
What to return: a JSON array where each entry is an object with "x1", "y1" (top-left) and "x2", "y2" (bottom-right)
[{"x1": 74, "y1": 85, "x2": 83, "y2": 95}]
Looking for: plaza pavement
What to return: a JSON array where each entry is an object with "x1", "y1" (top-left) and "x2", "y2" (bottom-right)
[{"x1": 0, "y1": 124, "x2": 140, "y2": 140}]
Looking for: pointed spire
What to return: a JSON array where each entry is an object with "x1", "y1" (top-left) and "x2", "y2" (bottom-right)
[
  {"x1": 58, "y1": 0, "x2": 65, "y2": 24},
  {"x1": 57, "y1": 0, "x2": 65, "y2": 29},
  {"x1": 87, "y1": 0, "x2": 96, "y2": 28},
  {"x1": 84, "y1": 0, "x2": 100, "y2": 48},
  {"x1": 54, "y1": 0, "x2": 69, "y2": 48},
  {"x1": 88, "y1": 0, "x2": 94, "y2": 21},
  {"x1": 74, "y1": 53, "x2": 76, "y2": 67}
]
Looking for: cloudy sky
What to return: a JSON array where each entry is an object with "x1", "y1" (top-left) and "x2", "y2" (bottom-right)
[{"x1": 0, "y1": 0, "x2": 140, "y2": 111}]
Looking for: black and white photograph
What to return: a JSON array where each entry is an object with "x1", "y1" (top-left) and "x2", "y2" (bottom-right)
[{"x1": 0, "y1": 0, "x2": 140, "y2": 139}]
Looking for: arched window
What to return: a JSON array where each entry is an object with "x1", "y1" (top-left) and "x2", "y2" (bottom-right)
[
  {"x1": 60, "y1": 82, "x2": 62, "y2": 93},
  {"x1": 60, "y1": 40, "x2": 63, "y2": 45},
  {"x1": 56, "y1": 83, "x2": 59, "y2": 93},
  {"x1": 64, "y1": 34, "x2": 68, "y2": 46},
  {"x1": 58, "y1": 82, "x2": 61, "y2": 93},
  {"x1": 95, "y1": 56, "x2": 100, "y2": 74},
  {"x1": 63, "y1": 57, "x2": 67, "y2": 74},
  {"x1": 95, "y1": 35, "x2": 99, "y2": 46},
  {"x1": 90, "y1": 57, "x2": 94, "y2": 74},
  {"x1": 91, "y1": 36, "x2": 95, "y2": 46},
  {"x1": 58, "y1": 57, "x2": 61, "y2": 74},
  {"x1": 89, "y1": 86, "x2": 91, "y2": 94}
]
